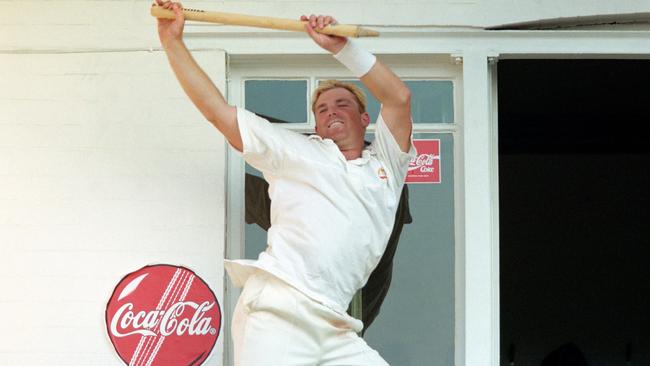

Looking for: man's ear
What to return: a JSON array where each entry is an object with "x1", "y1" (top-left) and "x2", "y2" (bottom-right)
[{"x1": 361, "y1": 112, "x2": 371, "y2": 127}]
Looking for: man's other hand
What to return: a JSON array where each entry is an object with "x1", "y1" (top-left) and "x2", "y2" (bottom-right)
[
  {"x1": 155, "y1": 0, "x2": 185, "y2": 48},
  {"x1": 301, "y1": 14, "x2": 347, "y2": 54}
]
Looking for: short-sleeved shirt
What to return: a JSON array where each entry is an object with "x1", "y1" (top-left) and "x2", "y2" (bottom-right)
[
  {"x1": 244, "y1": 173, "x2": 412, "y2": 332},
  {"x1": 225, "y1": 107, "x2": 415, "y2": 314}
]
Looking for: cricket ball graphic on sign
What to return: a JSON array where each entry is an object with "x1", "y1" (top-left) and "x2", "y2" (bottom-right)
[{"x1": 106, "y1": 264, "x2": 221, "y2": 366}]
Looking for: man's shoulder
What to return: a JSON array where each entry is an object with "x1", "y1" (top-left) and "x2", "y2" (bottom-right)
[{"x1": 239, "y1": 108, "x2": 311, "y2": 142}]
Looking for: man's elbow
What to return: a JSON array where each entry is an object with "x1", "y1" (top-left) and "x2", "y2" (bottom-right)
[
  {"x1": 399, "y1": 86, "x2": 412, "y2": 106},
  {"x1": 389, "y1": 86, "x2": 411, "y2": 108}
]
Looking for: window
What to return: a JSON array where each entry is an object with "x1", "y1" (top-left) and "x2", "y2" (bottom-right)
[{"x1": 227, "y1": 57, "x2": 461, "y2": 366}]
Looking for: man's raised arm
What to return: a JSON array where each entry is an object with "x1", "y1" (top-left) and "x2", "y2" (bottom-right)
[
  {"x1": 156, "y1": 1, "x2": 242, "y2": 151},
  {"x1": 303, "y1": 15, "x2": 412, "y2": 152}
]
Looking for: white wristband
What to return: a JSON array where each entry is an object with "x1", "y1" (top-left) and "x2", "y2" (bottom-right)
[{"x1": 333, "y1": 39, "x2": 377, "y2": 78}]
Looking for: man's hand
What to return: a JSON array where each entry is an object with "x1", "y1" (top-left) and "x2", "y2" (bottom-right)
[
  {"x1": 301, "y1": 14, "x2": 347, "y2": 54},
  {"x1": 155, "y1": 0, "x2": 185, "y2": 48}
]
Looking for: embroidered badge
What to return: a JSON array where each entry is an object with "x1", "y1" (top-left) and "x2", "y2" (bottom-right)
[{"x1": 378, "y1": 167, "x2": 388, "y2": 180}]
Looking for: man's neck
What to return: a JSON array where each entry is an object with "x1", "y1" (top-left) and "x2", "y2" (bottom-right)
[{"x1": 338, "y1": 145, "x2": 364, "y2": 160}]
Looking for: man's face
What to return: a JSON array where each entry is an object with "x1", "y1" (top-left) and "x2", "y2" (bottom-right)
[{"x1": 313, "y1": 87, "x2": 370, "y2": 145}]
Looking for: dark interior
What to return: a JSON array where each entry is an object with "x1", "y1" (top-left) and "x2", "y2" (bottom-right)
[{"x1": 498, "y1": 60, "x2": 650, "y2": 366}]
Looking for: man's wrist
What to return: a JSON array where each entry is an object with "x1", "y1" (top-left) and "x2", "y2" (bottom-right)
[
  {"x1": 325, "y1": 38, "x2": 347, "y2": 55},
  {"x1": 333, "y1": 39, "x2": 377, "y2": 78},
  {"x1": 161, "y1": 37, "x2": 185, "y2": 52}
]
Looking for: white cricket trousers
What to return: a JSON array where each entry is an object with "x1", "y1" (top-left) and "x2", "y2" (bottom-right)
[{"x1": 231, "y1": 270, "x2": 390, "y2": 366}]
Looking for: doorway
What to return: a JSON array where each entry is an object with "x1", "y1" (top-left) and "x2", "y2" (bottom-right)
[{"x1": 498, "y1": 59, "x2": 650, "y2": 365}]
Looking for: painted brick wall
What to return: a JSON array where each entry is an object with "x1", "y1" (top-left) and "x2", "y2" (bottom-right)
[
  {"x1": 0, "y1": 32, "x2": 227, "y2": 366},
  {"x1": 1, "y1": 1, "x2": 230, "y2": 364}
]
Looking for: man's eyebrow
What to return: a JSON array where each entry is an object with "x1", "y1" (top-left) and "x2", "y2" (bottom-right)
[{"x1": 316, "y1": 98, "x2": 354, "y2": 110}]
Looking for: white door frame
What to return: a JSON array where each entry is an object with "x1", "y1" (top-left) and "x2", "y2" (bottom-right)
[{"x1": 458, "y1": 51, "x2": 501, "y2": 366}]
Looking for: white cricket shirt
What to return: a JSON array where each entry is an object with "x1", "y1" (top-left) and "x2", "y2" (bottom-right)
[{"x1": 225, "y1": 107, "x2": 415, "y2": 314}]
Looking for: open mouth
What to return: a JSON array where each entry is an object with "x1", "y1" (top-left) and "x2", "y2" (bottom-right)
[{"x1": 327, "y1": 119, "x2": 344, "y2": 128}]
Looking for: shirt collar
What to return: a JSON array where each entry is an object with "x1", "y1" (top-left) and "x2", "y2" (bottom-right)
[
  {"x1": 308, "y1": 134, "x2": 376, "y2": 165},
  {"x1": 348, "y1": 146, "x2": 376, "y2": 165}
]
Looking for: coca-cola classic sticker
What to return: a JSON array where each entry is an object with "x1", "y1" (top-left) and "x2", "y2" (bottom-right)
[{"x1": 105, "y1": 264, "x2": 221, "y2": 366}]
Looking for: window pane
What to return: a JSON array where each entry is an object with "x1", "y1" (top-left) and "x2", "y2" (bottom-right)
[
  {"x1": 317, "y1": 79, "x2": 454, "y2": 123},
  {"x1": 364, "y1": 132, "x2": 455, "y2": 365},
  {"x1": 245, "y1": 80, "x2": 308, "y2": 123},
  {"x1": 407, "y1": 80, "x2": 454, "y2": 123}
]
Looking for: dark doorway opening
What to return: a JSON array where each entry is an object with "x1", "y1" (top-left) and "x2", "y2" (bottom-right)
[{"x1": 498, "y1": 60, "x2": 650, "y2": 366}]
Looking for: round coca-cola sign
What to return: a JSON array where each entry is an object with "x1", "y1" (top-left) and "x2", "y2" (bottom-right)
[{"x1": 105, "y1": 264, "x2": 221, "y2": 366}]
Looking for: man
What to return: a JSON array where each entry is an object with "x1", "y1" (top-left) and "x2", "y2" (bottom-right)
[{"x1": 155, "y1": 1, "x2": 414, "y2": 364}]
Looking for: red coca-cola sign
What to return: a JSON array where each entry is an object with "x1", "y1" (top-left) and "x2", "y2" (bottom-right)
[
  {"x1": 407, "y1": 139, "x2": 441, "y2": 184},
  {"x1": 105, "y1": 264, "x2": 221, "y2": 366}
]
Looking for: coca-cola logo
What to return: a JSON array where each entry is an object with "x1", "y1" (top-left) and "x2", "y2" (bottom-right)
[
  {"x1": 408, "y1": 153, "x2": 437, "y2": 173},
  {"x1": 105, "y1": 264, "x2": 221, "y2": 366},
  {"x1": 406, "y1": 139, "x2": 441, "y2": 184}
]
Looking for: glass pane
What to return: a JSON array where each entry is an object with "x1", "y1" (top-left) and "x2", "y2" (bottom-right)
[
  {"x1": 407, "y1": 80, "x2": 454, "y2": 123},
  {"x1": 317, "y1": 79, "x2": 454, "y2": 123},
  {"x1": 244, "y1": 80, "x2": 307, "y2": 123},
  {"x1": 364, "y1": 132, "x2": 455, "y2": 365}
]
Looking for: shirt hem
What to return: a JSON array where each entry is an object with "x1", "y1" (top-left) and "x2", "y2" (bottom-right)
[{"x1": 224, "y1": 259, "x2": 349, "y2": 315}]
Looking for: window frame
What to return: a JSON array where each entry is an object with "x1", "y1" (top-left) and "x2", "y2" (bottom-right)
[{"x1": 224, "y1": 53, "x2": 465, "y2": 365}]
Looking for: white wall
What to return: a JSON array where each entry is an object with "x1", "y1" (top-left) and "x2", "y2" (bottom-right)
[
  {"x1": 1, "y1": 1, "x2": 228, "y2": 364},
  {"x1": 0, "y1": 49, "x2": 227, "y2": 365}
]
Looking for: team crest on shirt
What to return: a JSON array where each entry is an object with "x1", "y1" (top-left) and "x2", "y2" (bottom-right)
[{"x1": 377, "y1": 167, "x2": 388, "y2": 181}]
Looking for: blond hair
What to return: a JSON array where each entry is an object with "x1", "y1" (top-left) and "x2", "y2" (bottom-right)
[{"x1": 311, "y1": 80, "x2": 367, "y2": 114}]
